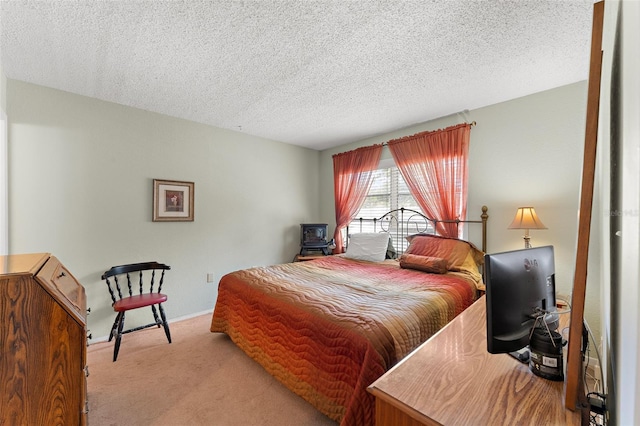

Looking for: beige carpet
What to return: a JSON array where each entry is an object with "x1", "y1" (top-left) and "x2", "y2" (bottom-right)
[{"x1": 87, "y1": 313, "x2": 337, "y2": 426}]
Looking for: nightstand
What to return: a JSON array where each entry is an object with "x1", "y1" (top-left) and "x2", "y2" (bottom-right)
[{"x1": 293, "y1": 254, "x2": 328, "y2": 262}]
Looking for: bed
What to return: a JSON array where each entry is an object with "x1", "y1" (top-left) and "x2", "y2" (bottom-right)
[{"x1": 210, "y1": 207, "x2": 488, "y2": 425}]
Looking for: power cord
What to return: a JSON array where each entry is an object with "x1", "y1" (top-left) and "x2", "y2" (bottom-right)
[
  {"x1": 562, "y1": 295, "x2": 607, "y2": 425},
  {"x1": 587, "y1": 391, "x2": 606, "y2": 426}
]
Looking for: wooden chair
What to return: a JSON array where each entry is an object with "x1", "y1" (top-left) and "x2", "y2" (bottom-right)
[{"x1": 101, "y1": 262, "x2": 172, "y2": 361}]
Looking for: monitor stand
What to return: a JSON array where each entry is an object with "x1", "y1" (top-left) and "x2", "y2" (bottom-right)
[{"x1": 508, "y1": 347, "x2": 530, "y2": 364}]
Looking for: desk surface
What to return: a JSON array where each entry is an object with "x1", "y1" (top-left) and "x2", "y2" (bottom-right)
[{"x1": 368, "y1": 297, "x2": 580, "y2": 425}]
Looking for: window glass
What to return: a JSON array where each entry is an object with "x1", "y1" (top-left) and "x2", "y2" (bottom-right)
[{"x1": 347, "y1": 165, "x2": 429, "y2": 252}]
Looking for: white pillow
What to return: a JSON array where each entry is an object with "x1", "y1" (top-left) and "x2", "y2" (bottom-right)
[{"x1": 344, "y1": 233, "x2": 390, "y2": 262}]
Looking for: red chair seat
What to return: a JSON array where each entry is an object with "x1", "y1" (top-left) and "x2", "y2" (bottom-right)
[{"x1": 113, "y1": 293, "x2": 168, "y2": 312}]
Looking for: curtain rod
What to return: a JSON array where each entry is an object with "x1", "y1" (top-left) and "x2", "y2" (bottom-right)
[{"x1": 380, "y1": 121, "x2": 476, "y2": 146}]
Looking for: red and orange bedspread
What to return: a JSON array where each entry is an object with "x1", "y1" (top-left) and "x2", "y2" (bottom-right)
[{"x1": 210, "y1": 255, "x2": 478, "y2": 425}]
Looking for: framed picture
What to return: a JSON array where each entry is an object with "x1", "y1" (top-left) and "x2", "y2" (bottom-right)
[{"x1": 153, "y1": 179, "x2": 194, "y2": 222}]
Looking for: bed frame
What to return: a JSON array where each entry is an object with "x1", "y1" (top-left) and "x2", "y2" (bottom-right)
[{"x1": 347, "y1": 205, "x2": 489, "y2": 254}]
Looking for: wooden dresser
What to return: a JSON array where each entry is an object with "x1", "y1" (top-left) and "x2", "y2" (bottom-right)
[
  {"x1": 368, "y1": 297, "x2": 580, "y2": 425},
  {"x1": 0, "y1": 253, "x2": 88, "y2": 425}
]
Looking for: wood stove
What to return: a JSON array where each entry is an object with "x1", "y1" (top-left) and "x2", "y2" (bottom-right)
[{"x1": 300, "y1": 223, "x2": 329, "y2": 255}]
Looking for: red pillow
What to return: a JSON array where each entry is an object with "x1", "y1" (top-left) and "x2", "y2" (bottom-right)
[
  {"x1": 405, "y1": 234, "x2": 484, "y2": 271},
  {"x1": 399, "y1": 254, "x2": 448, "y2": 274}
]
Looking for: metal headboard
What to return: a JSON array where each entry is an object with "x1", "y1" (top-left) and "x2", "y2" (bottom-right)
[{"x1": 346, "y1": 205, "x2": 488, "y2": 255}]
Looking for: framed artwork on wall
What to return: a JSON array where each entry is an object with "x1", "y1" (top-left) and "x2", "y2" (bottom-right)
[{"x1": 153, "y1": 179, "x2": 194, "y2": 222}]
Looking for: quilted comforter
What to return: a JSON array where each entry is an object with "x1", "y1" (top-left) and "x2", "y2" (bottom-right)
[{"x1": 210, "y1": 255, "x2": 478, "y2": 425}]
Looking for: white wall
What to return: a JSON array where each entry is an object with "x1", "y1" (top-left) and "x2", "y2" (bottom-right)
[
  {"x1": 599, "y1": 0, "x2": 640, "y2": 423},
  {"x1": 615, "y1": 0, "x2": 640, "y2": 420},
  {"x1": 0, "y1": 65, "x2": 7, "y2": 255},
  {"x1": 7, "y1": 80, "x2": 320, "y2": 340},
  {"x1": 318, "y1": 82, "x2": 602, "y2": 340}
]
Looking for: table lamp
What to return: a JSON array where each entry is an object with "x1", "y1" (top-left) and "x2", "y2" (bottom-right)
[{"x1": 508, "y1": 207, "x2": 547, "y2": 248}]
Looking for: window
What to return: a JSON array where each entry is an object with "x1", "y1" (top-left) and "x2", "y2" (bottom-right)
[
  {"x1": 350, "y1": 166, "x2": 424, "y2": 221},
  {"x1": 346, "y1": 161, "x2": 432, "y2": 252}
]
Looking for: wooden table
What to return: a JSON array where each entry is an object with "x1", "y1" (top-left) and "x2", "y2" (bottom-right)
[{"x1": 368, "y1": 297, "x2": 580, "y2": 425}]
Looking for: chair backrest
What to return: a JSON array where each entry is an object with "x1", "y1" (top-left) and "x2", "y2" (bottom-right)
[{"x1": 101, "y1": 262, "x2": 170, "y2": 304}]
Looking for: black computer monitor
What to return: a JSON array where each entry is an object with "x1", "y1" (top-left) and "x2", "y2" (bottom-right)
[{"x1": 485, "y1": 246, "x2": 559, "y2": 354}]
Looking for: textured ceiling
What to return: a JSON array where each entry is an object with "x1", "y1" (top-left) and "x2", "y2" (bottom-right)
[{"x1": 0, "y1": 1, "x2": 595, "y2": 151}]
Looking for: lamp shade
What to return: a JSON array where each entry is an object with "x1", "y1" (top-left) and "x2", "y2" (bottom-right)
[{"x1": 508, "y1": 207, "x2": 547, "y2": 230}]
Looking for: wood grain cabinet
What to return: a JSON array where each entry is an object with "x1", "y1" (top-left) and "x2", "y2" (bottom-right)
[
  {"x1": 1, "y1": 253, "x2": 88, "y2": 425},
  {"x1": 368, "y1": 298, "x2": 580, "y2": 425}
]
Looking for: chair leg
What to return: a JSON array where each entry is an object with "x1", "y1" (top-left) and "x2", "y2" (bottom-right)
[
  {"x1": 151, "y1": 304, "x2": 162, "y2": 328},
  {"x1": 108, "y1": 313, "x2": 120, "y2": 342},
  {"x1": 113, "y1": 311, "x2": 126, "y2": 362},
  {"x1": 158, "y1": 303, "x2": 172, "y2": 344}
]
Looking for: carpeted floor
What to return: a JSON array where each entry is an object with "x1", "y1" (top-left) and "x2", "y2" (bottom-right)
[{"x1": 87, "y1": 313, "x2": 337, "y2": 426}]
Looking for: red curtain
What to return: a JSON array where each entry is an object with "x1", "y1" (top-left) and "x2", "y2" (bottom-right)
[
  {"x1": 387, "y1": 123, "x2": 470, "y2": 238},
  {"x1": 332, "y1": 144, "x2": 383, "y2": 253}
]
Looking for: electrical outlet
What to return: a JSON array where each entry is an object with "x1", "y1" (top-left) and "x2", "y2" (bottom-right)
[{"x1": 207, "y1": 273, "x2": 214, "y2": 283}]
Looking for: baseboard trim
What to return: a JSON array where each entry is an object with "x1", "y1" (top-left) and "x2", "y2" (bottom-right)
[
  {"x1": 171, "y1": 309, "x2": 214, "y2": 323},
  {"x1": 88, "y1": 309, "x2": 214, "y2": 345}
]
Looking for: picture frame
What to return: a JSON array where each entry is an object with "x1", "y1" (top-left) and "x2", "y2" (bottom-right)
[{"x1": 153, "y1": 179, "x2": 194, "y2": 222}]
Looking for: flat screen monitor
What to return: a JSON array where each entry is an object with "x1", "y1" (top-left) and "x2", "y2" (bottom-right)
[{"x1": 485, "y1": 245, "x2": 559, "y2": 354}]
